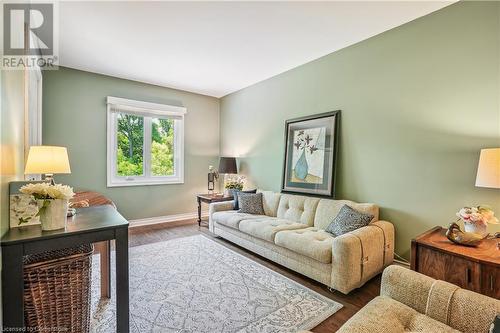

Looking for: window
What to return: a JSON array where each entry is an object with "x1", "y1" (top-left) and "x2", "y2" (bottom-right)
[{"x1": 107, "y1": 96, "x2": 185, "y2": 187}]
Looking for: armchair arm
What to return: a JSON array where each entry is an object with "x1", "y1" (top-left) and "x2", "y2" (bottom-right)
[
  {"x1": 380, "y1": 265, "x2": 434, "y2": 314},
  {"x1": 381, "y1": 265, "x2": 500, "y2": 333},
  {"x1": 331, "y1": 220, "x2": 394, "y2": 294},
  {"x1": 208, "y1": 201, "x2": 234, "y2": 232}
]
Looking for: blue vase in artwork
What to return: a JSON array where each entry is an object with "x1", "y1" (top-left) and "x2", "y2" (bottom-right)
[{"x1": 294, "y1": 150, "x2": 308, "y2": 180}]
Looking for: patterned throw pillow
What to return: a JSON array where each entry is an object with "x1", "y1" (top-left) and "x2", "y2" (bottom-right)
[
  {"x1": 232, "y1": 189, "x2": 257, "y2": 210},
  {"x1": 325, "y1": 205, "x2": 374, "y2": 236},
  {"x1": 238, "y1": 193, "x2": 265, "y2": 215}
]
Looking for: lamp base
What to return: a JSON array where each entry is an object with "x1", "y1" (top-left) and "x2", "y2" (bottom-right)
[{"x1": 43, "y1": 174, "x2": 56, "y2": 185}]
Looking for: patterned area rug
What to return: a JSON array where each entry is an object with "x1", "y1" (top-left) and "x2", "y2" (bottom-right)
[{"x1": 90, "y1": 235, "x2": 342, "y2": 332}]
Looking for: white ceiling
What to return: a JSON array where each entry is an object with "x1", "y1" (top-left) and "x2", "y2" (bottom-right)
[{"x1": 59, "y1": 1, "x2": 453, "y2": 98}]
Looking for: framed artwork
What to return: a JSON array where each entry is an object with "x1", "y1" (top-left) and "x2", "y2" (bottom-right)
[{"x1": 281, "y1": 111, "x2": 340, "y2": 198}]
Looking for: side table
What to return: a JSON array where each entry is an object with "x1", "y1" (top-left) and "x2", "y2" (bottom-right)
[
  {"x1": 411, "y1": 226, "x2": 499, "y2": 299},
  {"x1": 196, "y1": 194, "x2": 233, "y2": 226}
]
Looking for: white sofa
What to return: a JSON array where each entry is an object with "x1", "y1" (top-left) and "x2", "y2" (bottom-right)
[{"x1": 209, "y1": 190, "x2": 395, "y2": 294}]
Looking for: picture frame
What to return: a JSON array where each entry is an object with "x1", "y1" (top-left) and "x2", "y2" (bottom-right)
[
  {"x1": 281, "y1": 110, "x2": 340, "y2": 198},
  {"x1": 9, "y1": 180, "x2": 48, "y2": 228}
]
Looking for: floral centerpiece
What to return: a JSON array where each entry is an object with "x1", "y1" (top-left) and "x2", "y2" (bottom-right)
[
  {"x1": 224, "y1": 175, "x2": 245, "y2": 196},
  {"x1": 20, "y1": 183, "x2": 75, "y2": 231},
  {"x1": 224, "y1": 180, "x2": 244, "y2": 191},
  {"x1": 456, "y1": 205, "x2": 499, "y2": 237}
]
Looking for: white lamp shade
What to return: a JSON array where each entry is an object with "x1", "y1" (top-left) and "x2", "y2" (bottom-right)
[
  {"x1": 24, "y1": 146, "x2": 71, "y2": 175},
  {"x1": 475, "y1": 148, "x2": 500, "y2": 189}
]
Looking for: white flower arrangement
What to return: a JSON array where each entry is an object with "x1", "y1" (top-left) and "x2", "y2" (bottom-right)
[
  {"x1": 456, "y1": 205, "x2": 499, "y2": 227},
  {"x1": 20, "y1": 183, "x2": 75, "y2": 200},
  {"x1": 224, "y1": 175, "x2": 246, "y2": 190}
]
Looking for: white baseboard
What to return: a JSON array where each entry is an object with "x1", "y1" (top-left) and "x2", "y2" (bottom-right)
[{"x1": 129, "y1": 211, "x2": 209, "y2": 228}]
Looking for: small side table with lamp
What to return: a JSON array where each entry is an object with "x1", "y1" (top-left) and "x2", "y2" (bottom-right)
[
  {"x1": 411, "y1": 148, "x2": 500, "y2": 299},
  {"x1": 197, "y1": 157, "x2": 239, "y2": 226}
]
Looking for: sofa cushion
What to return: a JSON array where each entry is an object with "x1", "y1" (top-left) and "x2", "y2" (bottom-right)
[
  {"x1": 337, "y1": 296, "x2": 460, "y2": 333},
  {"x1": 277, "y1": 194, "x2": 320, "y2": 226},
  {"x1": 314, "y1": 199, "x2": 379, "y2": 230},
  {"x1": 212, "y1": 211, "x2": 266, "y2": 230},
  {"x1": 258, "y1": 190, "x2": 281, "y2": 217},
  {"x1": 274, "y1": 227, "x2": 334, "y2": 264},
  {"x1": 238, "y1": 218, "x2": 308, "y2": 242}
]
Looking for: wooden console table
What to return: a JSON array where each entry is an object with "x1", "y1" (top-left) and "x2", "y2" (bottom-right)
[
  {"x1": 196, "y1": 194, "x2": 233, "y2": 226},
  {"x1": 411, "y1": 226, "x2": 499, "y2": 299},
  {"x1": 1, "y1": 205, "x2": 130, "y2": 332}
]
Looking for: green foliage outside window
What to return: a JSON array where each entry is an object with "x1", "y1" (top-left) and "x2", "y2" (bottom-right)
[
  {"x1": 117, "y1": 114, "x2": 144, "y2": 176},
  {"x1": 151, "y1": 118, "x2": 174, "y2": 176},
  {"x1": 116, "y1": 113, "x2": 175, "y2": 177}
]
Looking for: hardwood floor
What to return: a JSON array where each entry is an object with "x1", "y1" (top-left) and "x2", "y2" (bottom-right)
[{"x1": 128, "y1": 219, "x2": 381, "y2": 332}]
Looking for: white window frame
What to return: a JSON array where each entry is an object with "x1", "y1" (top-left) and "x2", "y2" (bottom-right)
[{"x1": 106, "y1": 96, "x2": 186, "y2": 187}]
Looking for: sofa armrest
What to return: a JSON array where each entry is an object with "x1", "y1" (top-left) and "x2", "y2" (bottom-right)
[
  {"x1": 380, "y1": 265, "x2": 434, "y2": 314},
  {"x1": 331, "y1": 220, "x2": 394, "y2": 294},
  {"x1": 208, "y1": 201, "x2": 234, "y2": 232}
]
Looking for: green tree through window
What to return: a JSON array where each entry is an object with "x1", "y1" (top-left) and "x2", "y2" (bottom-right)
[
  {"x1": 151, "y1": 118, "x2": 174, "y2": 176},
  {"x1": 117, "y1": 114, "x2": 144, "y2": 176},
  {"x1": 116, "y1": 114, "x2": 175, "y2": 177}
]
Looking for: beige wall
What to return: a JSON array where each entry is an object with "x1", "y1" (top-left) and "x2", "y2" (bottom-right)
[
  {"x1": 1, "y1": 70, "x2": 26, "y2": 235},
  {"x1": 220, "y1": 2, "x2": 500, "y2": 258},
  {"x1": 0, "y1": 69, "x2": 27, "y2": 330}
]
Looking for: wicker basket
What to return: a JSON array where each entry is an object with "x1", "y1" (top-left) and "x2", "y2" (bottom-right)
[{"x1": 23, "y1": 244, "x2": 93, "y2": 333}]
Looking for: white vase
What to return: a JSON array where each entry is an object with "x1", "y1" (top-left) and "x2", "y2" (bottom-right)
[
  {"x1": 463, "y1": 222, "x2": 488, "y2": 237},
  {"x1": 38, "y1": 199, "x2": 68, "y2": 231}
]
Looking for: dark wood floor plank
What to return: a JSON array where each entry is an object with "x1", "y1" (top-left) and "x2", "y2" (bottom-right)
[{"x1": 128, "y1": 220, "x2": 380, "y2": 332}]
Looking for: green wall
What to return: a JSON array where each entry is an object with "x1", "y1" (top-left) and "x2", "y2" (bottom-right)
[
  {"x1": 43, "y1": 67, "x2": 220, "y2": 220},
  {"x1": 220, "y1": 1, "x2": 500, "y2": 258}
]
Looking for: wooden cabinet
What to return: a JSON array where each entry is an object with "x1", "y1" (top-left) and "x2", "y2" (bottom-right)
[
  {"x1": 481, "y1": 264, "x2": 500, "y2": 299},
  {"x1": 411, "y1": 227, "x2": 499, "y2": 299}
]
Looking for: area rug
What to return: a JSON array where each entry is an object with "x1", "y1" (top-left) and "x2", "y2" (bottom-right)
[{"x1": 90, "y1": 235, "x2": 342, "y2": 332}]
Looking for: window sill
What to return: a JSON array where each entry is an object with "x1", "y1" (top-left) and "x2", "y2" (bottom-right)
[{"x1": 107, "y1": 178, "x2": 184, "y2": 187}]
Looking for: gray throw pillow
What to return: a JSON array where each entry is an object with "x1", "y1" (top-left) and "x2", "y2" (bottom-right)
[
  {"x1": 232, "y1": 189, "x2": 257, "y2": 210},
  {"x1": 325, "y1": 205, "x2": 374, "y2": 236},
  {"x1": 238, "y1": 192, "x2": 265, "y2": 215}
]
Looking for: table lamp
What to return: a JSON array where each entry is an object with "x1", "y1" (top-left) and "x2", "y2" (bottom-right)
[
  {"x1": 218, "y1": 157, "x2": 237, "y2": 175},
  {"x1": 24, "y1": 146, "x2": 71, "y2": 184},
  {"x1": 218, "y1": 157, "x2": 237, "y2": 194},
  {"x1": 475, "y1": 148, "x2": 500, "y2": 189}
]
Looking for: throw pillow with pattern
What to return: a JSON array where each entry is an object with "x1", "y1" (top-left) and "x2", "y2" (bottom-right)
[
  {"x1": 325, "y1": 204, "x2": 374, "y2": 236},
  {"x1": 238, "y1": 192, "x2": 265, "y2": 215},
  {"x1": 232, "y1": 189, "x2": 257, "y2": 210}
]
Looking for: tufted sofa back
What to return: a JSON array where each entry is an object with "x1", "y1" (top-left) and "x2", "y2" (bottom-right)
[
  {"x1": 313, "y1": 199, "x2": 379, "y2": 230},
  {"x1": 277, "y1": 194, "x2": 320, "y2": 226},
  {"x1": 257, "y1": 190, "x2": 281, "y2": 217},
  {"x1": 258, "y1": 190, "x2": 379, "y2": 229}
]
